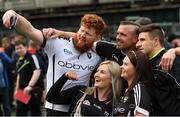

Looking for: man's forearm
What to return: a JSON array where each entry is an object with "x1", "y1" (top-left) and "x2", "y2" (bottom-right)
[
  {"x1": 15, "y1": 75, "x2": 20, "y2": 90},
  {"x1": 61, "y1": 31, "x2": 76, "y2": 39},
  {"x1": 16, "y1": 14, "x2": 43, "y2": 45},
  {"x1": 28, "y1": 69, "x2": 41, "y2": 87}
]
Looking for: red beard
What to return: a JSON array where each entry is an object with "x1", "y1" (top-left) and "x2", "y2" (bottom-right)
[{"x1": 72, "y1": 36, "x2": 94, "y2": 53}]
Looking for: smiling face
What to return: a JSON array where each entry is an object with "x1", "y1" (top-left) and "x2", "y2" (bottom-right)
[
  {"x1": 121, "y1": 56, "x2": 136, "y2": 82},
  {"x1": 94, "y1": 64, "x2": 112, "y2": 89},
  {"x1": 73, "y1": 25, "x2": 98, "y2": 53},
  {"x1": 116, "y1": 24, "x2": 138, "y2": 51}
]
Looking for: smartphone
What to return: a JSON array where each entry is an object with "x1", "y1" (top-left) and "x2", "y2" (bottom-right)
[{"x1": 10, "y1": 16, "x2": 17, "y2": 29}]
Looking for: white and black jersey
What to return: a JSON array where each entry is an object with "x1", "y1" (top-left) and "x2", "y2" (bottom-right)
[
  {"x1": 114, "y1": 82, "x2": 152, "y2": 116},
  {"x1": 42, "y1": 38, "x2": 101, "y2": 112}
]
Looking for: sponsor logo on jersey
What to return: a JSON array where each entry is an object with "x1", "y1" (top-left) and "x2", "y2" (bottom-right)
[
  {"x1": 58, "y1": 61, "x2": 95, "y2": 71},
  {"x1": 64, "y1": 49, "x2": 73, "y2": 55},
  {"x1": 112, "y1": 54, "x2": 119, "y2": 62},
  {"x1": 114, "y1": 107, "x2": 125, "y2": 114}
]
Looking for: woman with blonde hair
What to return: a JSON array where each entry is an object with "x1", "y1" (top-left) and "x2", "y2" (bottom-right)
[{"x1": 46, "y1": 60, "x2": 122, "y2": 116}]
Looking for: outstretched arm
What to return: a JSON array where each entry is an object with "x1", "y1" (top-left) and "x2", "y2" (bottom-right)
[
  {"x1": 160, "y1": 47, "x2": 180, "y2": 71},
  {"x1": 2, "y1": 10, "x2": 44, "y2": 45},
  {"x1": 42, "y1": 28, "x2": 76, "y2": 39},
  {"x1": 46, "y1": 71, "x2": 85, "y2": 104}
]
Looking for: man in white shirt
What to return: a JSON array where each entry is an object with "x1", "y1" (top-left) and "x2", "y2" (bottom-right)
[{"x1": 2, "y1": 10, "x2": 106, "y2": 115}]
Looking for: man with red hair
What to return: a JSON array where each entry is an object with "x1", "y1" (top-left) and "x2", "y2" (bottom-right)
[{"x1": 2, "y1": 10, "x2": 106, "y2": 115}]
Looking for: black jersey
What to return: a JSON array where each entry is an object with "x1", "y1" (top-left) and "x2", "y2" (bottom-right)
[
  {"x1": 72, "y1": 91, "x2": 112, "y2": 116},
  {"x1": 113, "y1": 82, "x2": 152, "y2": 116},
  {"x1": 46, "y1": 74, "x2": 112, "y2": 116},
  {"x1": 95, "y1": 41, "x2": 125, "y2": 65},
  {"x1": 16, "y1": 52, "x2": 44, "y2": 89},
  {"x1": 150, "y1": 49, "x2": 180, "y2": 115}
]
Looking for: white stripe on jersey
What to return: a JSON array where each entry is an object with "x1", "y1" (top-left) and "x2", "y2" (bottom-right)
[
  {"x1": 135, "y1": 106, "x2": 149, "y2": 116},
  {"x1": 133, "y1": 83, "x2": 149, "y2": 116},
  {"x1": 32, "y1": 55, "x2": 40, "y2": 69},
  {"x1": 137, "y1": 84, "x2": 141, "y2": 106},
  {"x1": 133, "y1": 83, "x2": 141, "y2": 106},
  {"x1": 134, "y1": 85, "x2": 138, "y2": 106}
]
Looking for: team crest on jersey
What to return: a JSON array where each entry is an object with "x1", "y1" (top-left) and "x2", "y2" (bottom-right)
[
  {"x1": 87, "y1": 52, "x2": 92, "y2": 59},
  {"x1": 83, "y1": 100, "x2": 90, "y2": 106},
  {"x1": 122, "y1": 96, "x2": 129, "y2": 103},
  {"x1": 112, "y1": 54, "x2": 118, "y2": 61}
]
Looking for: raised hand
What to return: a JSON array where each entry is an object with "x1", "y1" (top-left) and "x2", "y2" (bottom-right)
[
  {"x1": 159, "y1": 48, "x2": 176, "y2": 71},
  {"x1": 42, "y1": 28, "x2": 64, "y2": 39},
  {"x1": 65, "y1": 71, "x2": 79, "y2": 81},
  {"x1": 2, "y1": 10, "x2": 17, "y2": 29}
]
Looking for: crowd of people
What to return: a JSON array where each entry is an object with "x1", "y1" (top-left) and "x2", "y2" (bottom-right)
[{"x1": 0, "y1": 9, "x2": 180, "y2": 116}]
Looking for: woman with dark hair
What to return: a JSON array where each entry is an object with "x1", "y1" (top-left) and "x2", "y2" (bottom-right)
[
  {"x1": 114, "y1": 50, "x2": 153, "y2": 116},
  {"x1": 46, "y1": 60, "x2": 122, "y2": 116}
]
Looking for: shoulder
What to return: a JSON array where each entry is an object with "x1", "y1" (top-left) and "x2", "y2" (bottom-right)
[
  {"x1": 97, "y1": 41, "x2": 116, "y2": 48},
  {"x1": 133, "y1": 82, "x2": 150, "y2": 98},
  {"x1": 45, "y1": 37, "x2": 72, "y2": 47}
]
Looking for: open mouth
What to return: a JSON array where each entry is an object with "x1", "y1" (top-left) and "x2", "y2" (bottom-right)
[
  {"x1": 95, "y1": 77, "x2": 101, "y2": 83},
  {"x1": 95, "y1": 79, "x2": 100, "y2": 82}
]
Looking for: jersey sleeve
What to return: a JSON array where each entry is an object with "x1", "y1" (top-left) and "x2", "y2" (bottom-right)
[
  {"x1": 172, "y1": 56, "x2": 180, "y2": 84},
  {"x1": 40, "y1": 30, "x2": 47, "y2": 48},
  {"x1": 96, "y1": 41, "x2": 116, "y2": 60},
  {"x1": 46, "y1": 73, "x2": 86, "y2": 104},
  {"x1": 30, "y1": 54, "x2": 40, "y2": 70},
  {"x1": 133, "y1": 83, "x2": 151, "y2": 116}
]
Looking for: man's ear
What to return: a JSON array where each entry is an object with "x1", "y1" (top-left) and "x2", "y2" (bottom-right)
[
  {"x1": 154, "y1": 37, "x2": 160, "y2": 46},
  {"x1": 133, "y1": 36, "x2": 138, "y2": 44}
]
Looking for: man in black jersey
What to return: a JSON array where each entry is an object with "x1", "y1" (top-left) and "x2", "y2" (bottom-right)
[
  {"x1": 14, "y1": 40, "x2": 44, "y2": 116},
  {"x1": 136, "y1": 23, "x2": 180, "y2": 115}
]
